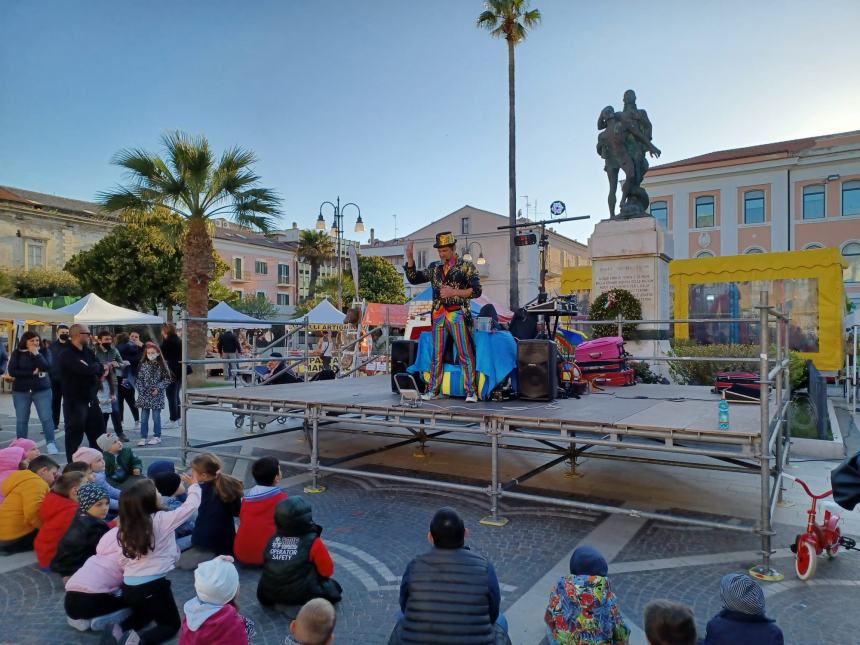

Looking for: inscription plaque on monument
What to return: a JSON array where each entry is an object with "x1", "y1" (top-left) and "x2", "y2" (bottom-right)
[{"x1": 592, "y1": 258, "x2": 657, "y2": 315}]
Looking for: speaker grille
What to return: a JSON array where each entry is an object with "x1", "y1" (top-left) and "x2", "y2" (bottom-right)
[{"x1": 517, "y1": 340, "x2": 557, "y2": 401}]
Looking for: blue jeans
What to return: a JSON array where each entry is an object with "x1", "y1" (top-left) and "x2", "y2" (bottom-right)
[
  {"x1": 140, "y1": 408, "x2": 161, "y2": 439},
  {"x1": 12, "y1": 389, "x2": 56, "y2": 442}
]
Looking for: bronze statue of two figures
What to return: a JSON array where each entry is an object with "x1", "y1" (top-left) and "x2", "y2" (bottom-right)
[{"x1": 597, "y1": 90, "x2": 661, "y2": 220}]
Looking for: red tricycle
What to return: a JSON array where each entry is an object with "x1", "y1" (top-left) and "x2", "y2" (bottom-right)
[{"x1": 785, "y1": 473, "x2": 858, "y2": 580}]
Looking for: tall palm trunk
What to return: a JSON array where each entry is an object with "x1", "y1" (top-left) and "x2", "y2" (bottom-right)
[
  {"x1": 507, "y1": 38, "x2": 519, "y2": 311},
  {"x1": 183, "y1": 215, "x2": 216, "y2": 386}
]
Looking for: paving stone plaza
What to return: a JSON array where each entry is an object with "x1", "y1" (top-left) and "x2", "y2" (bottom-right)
[{"x1": 2, "y1": 397, "x2": 859, "y2": 645}]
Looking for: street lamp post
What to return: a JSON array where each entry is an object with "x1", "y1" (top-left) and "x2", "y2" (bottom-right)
[
  {"x1": 317, "y1": 196, "x2": 364, "y2": 310},
  {"x1": 461, "y1": 240, "x2": 487, "y2": 267}
]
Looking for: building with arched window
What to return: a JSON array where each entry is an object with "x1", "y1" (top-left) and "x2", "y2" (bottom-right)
[{"x1": 643, "y1": 130, "x2": 860, "y2": 309}]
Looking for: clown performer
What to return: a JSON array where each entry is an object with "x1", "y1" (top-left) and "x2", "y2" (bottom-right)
[{"x1": 405, "y1": 232, "x2": 482, "y2": 402}]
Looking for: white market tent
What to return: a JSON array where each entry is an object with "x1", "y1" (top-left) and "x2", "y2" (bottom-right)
[
  {"x1": 57, "y1": 293, "x2": 163, "y2": 326},
  {"x1": 207, "y1": 301, "x2": 271, "y2": 330},
  {"x1": 0, "y1": 296, "x2": 74, "y2": 325},
  {"x1": 287, "y1": 298, "x2": 346, "y2": 330}
]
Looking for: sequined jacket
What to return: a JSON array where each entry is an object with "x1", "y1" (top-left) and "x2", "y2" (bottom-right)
[{"x1": 404, "y1": 257, "x2": 482, "y2": 317}]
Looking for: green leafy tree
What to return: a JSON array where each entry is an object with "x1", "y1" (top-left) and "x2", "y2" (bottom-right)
[
  {"x1": 65, "y1": 222, "x2": 182, "y2": 315},
  {"x1": 315, "y1": 256, "x2": 406, "y2": 305},
  {"x1": 0, "y1": 270, "x2": 14, "y2": 297},
  {"x1": 10, "y1": 268, "x2": 80, "y2": 298},
  {"x1": 477, "y1": 0, "x2": 541, "y2": 311},
  {"x1": 98, "y1": 132, "x2": 281, "y2": 383},
  {"x1": 234, "y1": 294, "x2": 277, "y2": 320},
  {"x1": 297, "y1": 230, "x2": 335, "y2": 301}
]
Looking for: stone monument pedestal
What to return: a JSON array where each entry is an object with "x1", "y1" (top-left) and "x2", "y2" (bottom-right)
[{"x1": 588, "y1": 217, "x2": 674, "y2": 371}]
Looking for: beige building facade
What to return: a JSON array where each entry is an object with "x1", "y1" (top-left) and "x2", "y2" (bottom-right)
[
  {"x1": 0, "y1": 186, "x2": 116, "y2": 272},
  {"x1": 642, "y1": 130, "x2": 860, "y2": 306}
]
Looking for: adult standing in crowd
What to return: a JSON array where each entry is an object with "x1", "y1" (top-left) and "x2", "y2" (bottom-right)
[
  {"x1": 217, "y1": 329, "x2": 240, "y2": 381},
  {"x1": 160, "y1": 323, "x2": 182, "y2": 429},
  {"x1": 49, "y1": 324, "x2": 73, "y2": 429},
  {"x1": 59, "y1": 324, "x2": 107, "y2": 462},
  {"x1": 94, "y1": 330, "x2": 130, "y2": 443},
  {"x1": 116, "y1": 331, "x2": 143, "y2": 432},
  {"x1": 8, "y1": 331, "x2": 59, "y2": 455}
]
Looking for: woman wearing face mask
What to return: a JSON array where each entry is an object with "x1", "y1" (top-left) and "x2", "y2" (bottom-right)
[
  {"x1": 7, "y1": 331, "x2": 59, "y2": 454},
  {"x1": 135, "y1": 343, "x2": 174, "y2": 447}
]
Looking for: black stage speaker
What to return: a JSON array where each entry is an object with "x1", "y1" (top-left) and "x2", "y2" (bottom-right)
[
  {"x1": 391, "y1": 340, "x2": 424, "y2": 393},
  {"x1": 517, "y1": 339, "x2": 557, "y2": 401}
]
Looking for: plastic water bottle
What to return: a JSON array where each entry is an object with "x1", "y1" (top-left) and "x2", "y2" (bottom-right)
[{"x1": 718, "y1": 398, "x2": 730, "y2": 430}]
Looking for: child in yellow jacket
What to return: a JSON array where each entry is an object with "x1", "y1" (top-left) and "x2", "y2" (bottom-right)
[{"x1": 0, "y1": 455, "x2": 60, "y2": 553}]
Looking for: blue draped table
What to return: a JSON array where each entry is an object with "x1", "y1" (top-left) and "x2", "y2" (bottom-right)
[{"x1": 407, "y1": 329, "x2": 518, "y2": 399}]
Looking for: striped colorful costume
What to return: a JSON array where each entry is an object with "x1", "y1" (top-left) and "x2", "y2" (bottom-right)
[{"x1": 404, "y1": 253, "x2": 482, "y2": 398}]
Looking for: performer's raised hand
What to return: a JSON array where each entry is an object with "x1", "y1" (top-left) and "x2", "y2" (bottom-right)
[{"x1": 405, "y1": 239, "x2": 414, "y2": 265}]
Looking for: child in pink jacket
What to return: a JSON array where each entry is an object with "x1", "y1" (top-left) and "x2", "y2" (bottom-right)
[
  {"x1": 180, "y1": 556, "x2": 255, "y2": 645},
  {"x1": 64, "y1": 526, "x2": 130, "y2": 632},
  {"x1": 101, "y1": 474, "x2": 201, "y2": 645}
]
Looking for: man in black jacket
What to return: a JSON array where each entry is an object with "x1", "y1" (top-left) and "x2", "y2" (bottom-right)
[
  {"x1": 389, "y1": 508, "x2": 510, "y2": 645},
  {"x1": 217, "y1": 330, "x2": 241, "y2": 381},
  {"x1": 59, "y1": 324, "x2": 108, "y2": 462},
  {"x1": 160, "y1": 323, "x2": 182, "y2": 427},
  {"x1": 49, "y1": 324, "x2": 73, "y2": 428}
]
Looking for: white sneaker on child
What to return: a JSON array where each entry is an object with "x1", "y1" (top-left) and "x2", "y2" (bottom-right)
[
  {"x1": 46, "y1": 442, "x2": 59, "y2": 455},
  {"x1": 66, "y1": 617, "x2": 91, "y2": 631},
  {"x1": 146, "y1": 436, "x2": 161, "y2": 445},
  {"x1": 90, "y1": 608, "x2": 132, "y2": 632}
]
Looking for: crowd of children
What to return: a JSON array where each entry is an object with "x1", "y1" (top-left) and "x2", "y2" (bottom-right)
[{"x1": 1, "y1": 432, "x2": 788, "y2": 644}]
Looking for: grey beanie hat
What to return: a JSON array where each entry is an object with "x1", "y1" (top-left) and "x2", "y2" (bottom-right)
[{"x1": 720, "y1": 573, "x2": 765, "y2": 615}]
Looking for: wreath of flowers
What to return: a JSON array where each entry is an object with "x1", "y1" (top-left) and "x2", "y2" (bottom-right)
[{"x1": 588, "y1": 288, "x2": 643, "y2": 339}]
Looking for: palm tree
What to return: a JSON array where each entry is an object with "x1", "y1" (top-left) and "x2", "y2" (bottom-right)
[
  {"x1": 477, "y1": 0, "x2": 541, "y2": 311},
  {"x1": 98, "y1": 131, "x2": 281, "y2": 381},
  {"x1": 297, "y1": 230, "x2": 335, "y2": 301}
]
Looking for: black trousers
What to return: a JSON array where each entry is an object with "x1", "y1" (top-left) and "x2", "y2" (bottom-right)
[
  {"x1": 121, "y1": 577, "x2": 181, "y2": 644},
  {"x1": 63, "y1": 398, "x2": 105, "y2": 462},
  {"x1": 117, "y1": 384, "x2": 139, "y2": 423},
  {"x1": 64, "y1": 590, "x2": 125, "y2": 620},
  {"x1": 51, "y1": 378, "x2": 64, "y2": 427},
  {"x1": 0, "y1": 530, "x2": 36, "y2": 554},
  {"x1": 165, "y1": 381, "x2": 180, "y2": 422}
]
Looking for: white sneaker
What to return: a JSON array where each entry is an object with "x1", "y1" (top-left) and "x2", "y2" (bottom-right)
[
  {"x1": 146, "y1": 436, "x2": 162, "y2": 445},
  {"x1": 46, "y1": 442, "x2": 59, "y2": 455},
  {"x1": 133, "y1": 421, "x2": 140, "y2": 431},
  {"x1": 465, "y1": 394, "x2": 478, "y2": 403},
  {"x1": 90, "y1": 607, "x2": 132, "y2": 631},
  {"x1": 137, "y1": 438, "x2": 146, "y2": 446},
  {"x1": 421, "y1": 391, "x2": 440, "y2": 401},
  {"x1": 66, "y1": 617, "x2": 90, "y2": 632}
]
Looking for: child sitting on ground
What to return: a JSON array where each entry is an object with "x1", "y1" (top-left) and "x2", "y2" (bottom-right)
[
  {"x1": 51, "y1": 483, "x2": 111, "y2": 577},
  {"x1": 704, "y1": 573, "x2": 784, "y2": 645},
  {"x1": 10, "y1": 437, "x2": 40, "y2": 462},
  {"x1": 234, "y1": 456, "x2": 288, "y2": 566},
  {"x1": 285, "y1": 598, "x2": 337, "y2": 645},
  {"x1": 644, "y1": 599, "x2": 698, "y2": 645},
  {"x1": 0, "y1": 455, "x2": 59, "y2": 553},
  {"x1": 63, "y1": 526, "x2": 131, "y2": 632},
  {"x1": 146, "y1": 459, "x2": 176, "y2": 479},
  {"x1": 177, "y1": 453, "x2": 243, "y2": 570},
  {"x1": 544, "y1": 545, "x2": 630, "y2": 645},
  {"x1": 257, "y1": 496, "x2": 342, "y2": 607},
  {"x1": 102, "y1": 474, "x2": 202, "y2": 645},
  {"x1": 72, "y1": 447, "x2": 121, "y2": 512},
  {"x1": 35, "y1": 471, "x2": 87, "y2": 568},
  {"x1": 0, "y1": 446, "x2": 27, "y2": 504},
  {"x1": 153, "y1": 471, "x2": 196, "y2": 550},
  {"x1": 96, "y1": 433, "x2": 142, "y2": 484},
  {"x1": 63, "y1": 461, "x2": 96, "y2": 482},
  {"x1": 179, "y1": 555, "x2": 257, "y2": 644}
]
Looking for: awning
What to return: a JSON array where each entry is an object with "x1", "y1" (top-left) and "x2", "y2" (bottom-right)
[
  {"x1": 0, "y1": 296, "x2": 75, "y2": 325},
  {"x1": 206, "y1": 301, "x2": 271, "y2": 330},
  {"x1": 57, "y1": 293, "x2": 163, "y2": 326},
  {"x1": 362, "y1": 303, "x2": 408, "y2": 328}
]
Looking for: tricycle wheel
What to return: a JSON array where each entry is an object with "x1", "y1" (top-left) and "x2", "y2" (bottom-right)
[
  {"x1": 795, "y1": 540, "x2": 817, "y2": 580},
  {"x1": 277, "y1": 416, "x2": 287, "y2": 424},
  {"x1": 234, "y1": 416, "x2": 244, "y2": 429}
]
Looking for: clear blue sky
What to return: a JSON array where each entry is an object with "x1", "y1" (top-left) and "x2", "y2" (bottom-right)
[{"x1": 2, "y1": 0, "x2": 859, "y2": 245}]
